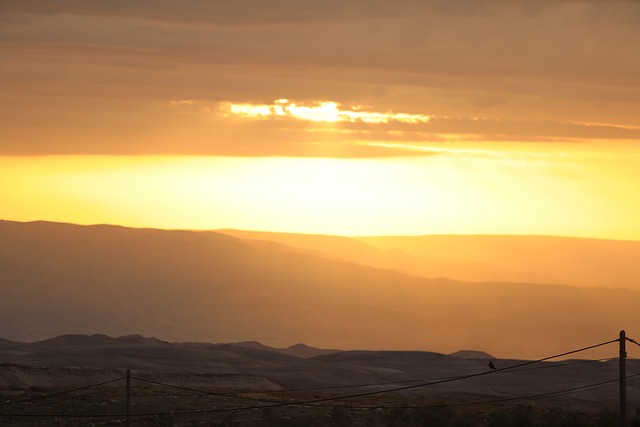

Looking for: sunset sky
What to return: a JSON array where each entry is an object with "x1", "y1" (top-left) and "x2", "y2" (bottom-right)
[{"x1": 2, "y1": 0, "x2": 640, "y2": 239}]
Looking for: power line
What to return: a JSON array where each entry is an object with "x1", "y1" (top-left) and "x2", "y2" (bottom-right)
[
  {"x1": 254, "y1": 377, "x2": 451, "y2": 395},
  {"x1": 627, "y1": 337, "x2": 640, "y2": 348},
  {"x1": 125, "y1": 355, "x2": 622, "y2": 413},
  {"x1": 278, "y1": 338, "x2": 621, "y2": 404},
  {"x1": 121, "y1": 356, "x2": 615, "y2": 411},
  {"x1": 267, "y1": 338, "x2": 619, "y2": 397},
  {"x1": 79, "y1": 338, "x2": 622, "y2": 419},
  {"x1": 255, "y1": 357, "x2": 615, "y2": 397},
  {"x1": 442, "y1": 372, "x2": 640, "y2": 408},
  {"x1": 173, "y1": 372, "x2": 640, "y2": 414},
  {"x1": 131, "y1": 373, "x2": 494, "y2": 405},
  {"x1": 490, "y1": 338, "x2": 619, "y2": 374},
  {"x1": 130, "y1": 376, "x2": 271, "y2": 404},
  {"x1": 61, "y1": 372, "x2": 636, "y2": 420},
  {"x1": 5, "y1": 386, "x2": 116, "y2": 412},
  {"x1": 0, "y1": 376, "x2": 126, "y2": 408},
  {"x1": 339, "y1": 374, "x2": 640, "y2": 411},
  {"x1": 502, "y1": 357, "x2": 616, "y2": 373},
  {"x1": 0, "y1": 337, "x2": 622, "y2": 420}
]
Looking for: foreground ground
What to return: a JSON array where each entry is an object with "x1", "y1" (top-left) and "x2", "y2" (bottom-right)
[{"x1": 1, "y1": 334, "x2": 639, "y2": 425}]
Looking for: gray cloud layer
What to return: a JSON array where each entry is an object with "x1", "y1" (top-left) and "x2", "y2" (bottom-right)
[{"x1": 1, "y1": 0, "x2": 639, "y2": 156}]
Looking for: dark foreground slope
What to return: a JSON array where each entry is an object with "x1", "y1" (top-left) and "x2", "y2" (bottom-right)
[
  {"x1": 1, "y1": 220, "x2": 639, "y2": 358},
  {"x1": 1, "y1": 333, "x2": 638, "y2": 412}
]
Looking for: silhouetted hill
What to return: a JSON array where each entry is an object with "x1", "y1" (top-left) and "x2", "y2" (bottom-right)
[
  {"x1": 314, "y1": 350, "x2": 450, "y2": 365},
  {"x1": 35, "y1": 333, "x2": 119, "y2": 346},
  {"x1": 232, "y1": 340, "x2": 279, "y2": 352},
  {"x1": 280, "y1": 343, "x2": 340, "y2": 358},
  {"x1": 1, "y1": 220, "x2": 640, "y2": 358},
  {"x1": 449, "y1": 350, "x2": 495, "y2": 360},
  {"x1": 2, "y1": 333, "x2": 637, "y2": 410},
  {"x1": 232, "y1": 341, "x2": 338, "y2": 358},
  {"x1": 115, "y1": 334, "x2": 170, "y2": 345},
  {"x1": 218, "y1": 229, "x2": 558, "y2": 285}
]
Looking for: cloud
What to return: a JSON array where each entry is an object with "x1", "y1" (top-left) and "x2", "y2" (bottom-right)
[
  {"x1": 218, "y1": 98, "x2": 640, "y2": 146},
  {"x1": 221, "y1": 99, "x2": 431, "y2": 124},
  {"x1": 0, "y1": 0, "x2": 411, "y2": 26},
  {"x1": 1, "y1": 0, "x2": 639, "y2": 156}
]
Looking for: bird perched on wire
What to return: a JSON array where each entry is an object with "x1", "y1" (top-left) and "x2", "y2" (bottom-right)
[{"x1": 488, "y1": 361, "x2": 497, "y2": 371}]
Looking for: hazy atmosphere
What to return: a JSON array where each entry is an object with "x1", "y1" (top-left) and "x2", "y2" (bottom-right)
[
  {"x1": 1, "y1": 2, "x2": 640, "y2": 424},
  {"x1": 2, "y1": 0, "x2": 640, "y2": 238}
]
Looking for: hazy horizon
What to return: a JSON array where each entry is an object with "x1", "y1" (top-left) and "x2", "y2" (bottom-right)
[{"x1": 5, "y1": 218, "x2": 640, "y2": 242}]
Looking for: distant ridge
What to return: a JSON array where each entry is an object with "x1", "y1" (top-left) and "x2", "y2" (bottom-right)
[
  {"x1": 34, "y1": 334, "x2": 118, "y2": 346},
  {"x1": 449, "y1": 350, "x2": 495, "y2": 360},
  {"x1": 232, "y1": 340, "x2": 276, "y2": 352},
  {"x1": 233, "y1": 341, "x2": 339, "y2": 358},
  {"x1": 2, "y1": 219, "x2": 640, "y2": 358},
  {"x1": 219, "y1": 228, "x2": 640, "y2": 288},
  {"x1": 115, "y1": 334, "x2": 171, "y2": 345},
  {"x1": 280, "y1": 343, "x2": 340, "y2": 358}
]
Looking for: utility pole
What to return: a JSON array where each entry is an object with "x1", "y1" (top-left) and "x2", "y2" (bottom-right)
[
  {"x1": 126, "y1": 369, "x2": 131, "y2": 427},
  {"x1": 620, "y1": 330, "x2": 626, "y2": 427}
]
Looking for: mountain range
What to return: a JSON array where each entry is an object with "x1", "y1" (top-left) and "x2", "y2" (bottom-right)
[
  {"x1": 219, "y1": 229, "x2": 640, "y2": 288},
  {"x1": 1, "y1": 220, "x2": 639, "y2": 359}
]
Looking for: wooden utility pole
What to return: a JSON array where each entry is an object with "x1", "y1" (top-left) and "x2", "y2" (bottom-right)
[
  {"x1": 620, "y1": 330, "x2": 626, "y2": 427},
  {"x1": 126, "y1": 369, "x2": 131, "y2": 427}
]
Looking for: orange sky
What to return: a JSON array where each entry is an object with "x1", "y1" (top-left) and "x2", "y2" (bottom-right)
[{"x1": 1, "y1": 1, "x2": 640, "y2": 239}]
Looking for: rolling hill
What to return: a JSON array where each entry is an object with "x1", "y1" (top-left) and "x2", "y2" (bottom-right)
[
  {"x1": 1, "y1": 333, "x2": 638, "y2": 411},
  {"x1": 1, "y1": 220, "x2": 639, "y2": 359},
  {"x1": 218, "y1": 229, "x2": 640, "y2": 288}
]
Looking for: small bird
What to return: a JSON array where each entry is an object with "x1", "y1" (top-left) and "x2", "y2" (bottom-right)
[{"x1": 488, "y1": 361, "x2": 497, "y2": 371}]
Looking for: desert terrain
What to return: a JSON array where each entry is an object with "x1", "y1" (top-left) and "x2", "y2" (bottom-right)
[{"x1": 1, "y1": 333, "x2": 638, "y2": 426}]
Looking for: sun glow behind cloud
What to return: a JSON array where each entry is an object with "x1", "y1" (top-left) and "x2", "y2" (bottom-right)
[{"x1": 221, "y1": 99, "x2": 431, "y2": 124}]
